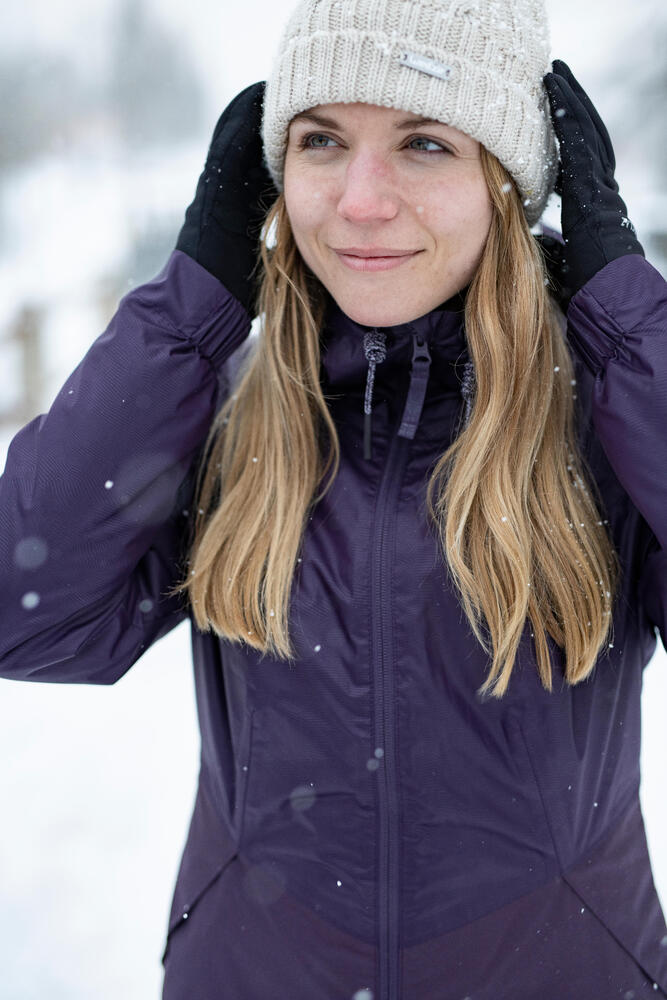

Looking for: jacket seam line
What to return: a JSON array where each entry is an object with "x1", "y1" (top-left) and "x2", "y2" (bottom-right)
[
  {"x1": 237, "y1": 708, "x2": 256, "y2": 850},
  {"x1": 564, "y1": 789, "x2": 640, "y2": 873},
  {"x1": 391, "y1": 501, "x2": 404, "y2": 973},
  {"x1": 387, "y1": 452, "x2": 402, "y2": 1000},
  {"x1": 418, "y1": 796, "x2": 643, "y2": 943},
  {"x1": 516, "y1": 722, "x2": 564, "y2": 872},
  {"x1": 166, "y1": 864, "x2": 225, "y2": 937},
  {"x1": 520, "y1": 723, "x2": 640, "y2": 878},
  {"x1": 558, "y1": 873, "x2": 664, "y2": 988}
]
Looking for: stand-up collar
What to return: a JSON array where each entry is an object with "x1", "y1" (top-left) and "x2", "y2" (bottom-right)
[
  {"x1": 319, "y1": 291, "x2": 474, "y2": 459},
  {"x1": 320, "y1": 291, "x2": 470, "y2": 396}
]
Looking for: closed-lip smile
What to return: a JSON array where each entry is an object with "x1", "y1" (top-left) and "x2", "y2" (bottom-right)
[
  {"x1": 333, "y1": 247, "x2": 420, "y2": 257},
  {"x1": 333, "y1": 247, "x2": 422, "y2": 272}
]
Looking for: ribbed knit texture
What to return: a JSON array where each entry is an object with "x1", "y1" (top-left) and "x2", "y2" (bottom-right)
[{"x1": 262, "y1": 0, "x2": 559, "y2": 224}]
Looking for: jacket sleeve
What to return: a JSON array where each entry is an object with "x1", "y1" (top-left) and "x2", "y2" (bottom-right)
[
  {"x1": 565, "y1": 254, "x2": 667, "y2": 646},
  {"x1": 0, "y1": 250, "x2": 252, "y2": 684}
]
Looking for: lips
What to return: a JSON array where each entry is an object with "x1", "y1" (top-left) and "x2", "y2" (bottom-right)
[
  {"x1": 334, "y1": 247, "x2": 419, "y2": 258},
  {"x1": 334, "y1": 248, "x2": 421, "y2": 273}
]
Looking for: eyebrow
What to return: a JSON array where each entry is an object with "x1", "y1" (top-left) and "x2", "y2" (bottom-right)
[{"x1": 290, "y1": 111, "x2": 447, "y2": 132}]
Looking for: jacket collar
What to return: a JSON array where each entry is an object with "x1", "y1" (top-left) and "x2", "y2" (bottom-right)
[{"x1": 320, "y1": 289, "x2": 470, "y2": 395}]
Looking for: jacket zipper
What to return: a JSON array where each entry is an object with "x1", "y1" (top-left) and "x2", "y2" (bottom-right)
[{"x1": 371, "y1": 333, "x2": 431, "y2": 1000}]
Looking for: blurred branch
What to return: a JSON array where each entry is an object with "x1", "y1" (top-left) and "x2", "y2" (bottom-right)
[{"x1": 108, "y1": 0, "x2": 206, "y2": 148}]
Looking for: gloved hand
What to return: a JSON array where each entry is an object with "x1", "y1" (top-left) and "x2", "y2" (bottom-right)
[
  {"x1": 176, "y1": 81, "x2": 278, "y2": 316},
  {"x1": 542, "y1": 59, "x2": 644, "y2": 303}
]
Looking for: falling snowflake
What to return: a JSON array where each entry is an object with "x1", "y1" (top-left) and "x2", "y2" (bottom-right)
[{"x1": 13, "y1": 537, "x2": 48, "y2": 570}]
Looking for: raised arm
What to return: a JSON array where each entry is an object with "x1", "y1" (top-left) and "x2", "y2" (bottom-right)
[
  {"x1": 0, "y1": 82, "x2": 277, "y2": 684},
  {"x1": 543, "y1": 61, "x2": 667, "y2": 644}
]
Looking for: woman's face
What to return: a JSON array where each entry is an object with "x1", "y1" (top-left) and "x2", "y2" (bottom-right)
[{"x1": 284, "y1": 102, "x2": 493, "y2": 328}]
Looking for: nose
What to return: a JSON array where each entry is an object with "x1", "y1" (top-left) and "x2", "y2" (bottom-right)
[{"x1": 336, "y1": 152, "x2": 400, "y2": 224}]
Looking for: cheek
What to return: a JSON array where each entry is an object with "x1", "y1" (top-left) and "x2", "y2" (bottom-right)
[
  {"x1": 284, "y1": 171, "x2": 307, "y2": 237},
  {"x1": 284, "y1": 166, "x2": 329, "y2": 236},
  {"x1": 284, "y1": 180, "x2": 327, "y2": 276},
  {"x1": 425, "y1": 175, "x2": 492, "y2": 246},
  {"x1": 284, "y1": 154, "x2": 328, "y2": 219}
]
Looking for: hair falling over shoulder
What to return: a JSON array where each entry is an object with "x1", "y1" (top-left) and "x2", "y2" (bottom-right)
[
  {"x1": 168, "y1": 148, "x2": 620, "y2": 699},
  {"x1": 167, "y1": 196, "x2": 337, "y2": 663}
]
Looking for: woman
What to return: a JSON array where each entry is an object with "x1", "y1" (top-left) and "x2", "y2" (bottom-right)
[{"x1": 1, "y1": 0, "x2": 665, "y2": 997}]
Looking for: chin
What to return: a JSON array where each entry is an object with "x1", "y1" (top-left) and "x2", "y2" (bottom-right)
[{"x1": 332, "y1": 295, "x2": 431, "y2": 329}]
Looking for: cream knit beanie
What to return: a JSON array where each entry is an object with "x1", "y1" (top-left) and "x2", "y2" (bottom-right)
[{"x1": 262, "y1": 0, "x2": 558, "y2": 225}]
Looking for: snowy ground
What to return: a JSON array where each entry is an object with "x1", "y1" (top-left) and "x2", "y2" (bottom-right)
[{"x1": 0, "y1": 1, "x2": 665, "y2": 997}]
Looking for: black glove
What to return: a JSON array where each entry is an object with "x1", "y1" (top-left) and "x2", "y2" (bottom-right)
[
  {"x1": 542, "y1": 59, "x2": 644, "y2": 299},
  {"x1": 176, "y1": 81, "x2": 278, "y2": 316}
]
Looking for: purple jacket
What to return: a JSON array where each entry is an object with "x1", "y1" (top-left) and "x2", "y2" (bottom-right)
[{"x1": 1, "y1": 249, "x2": 666, "y2": 999}]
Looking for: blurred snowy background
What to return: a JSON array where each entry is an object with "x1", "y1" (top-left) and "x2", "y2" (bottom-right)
[{"x1": 0, "y1": 0, "x2": 665, "y2": 997}]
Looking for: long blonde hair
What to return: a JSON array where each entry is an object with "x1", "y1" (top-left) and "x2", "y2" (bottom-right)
[{"x1": 168, "y1": 146, "x2": 619, "y2": 699}]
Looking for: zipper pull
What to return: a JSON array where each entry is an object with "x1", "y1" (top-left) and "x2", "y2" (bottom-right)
[{"x1": 397, "y1": 334, "x2": 432, "y2": 440}]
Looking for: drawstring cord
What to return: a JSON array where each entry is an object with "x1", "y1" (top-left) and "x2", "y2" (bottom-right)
[
  {"x1": 363, "y1": 329, "x2": 387, "y2": 460},
  {"x1": 361, "y1": 329, "x2": 474, "y2": 460},
  {"x1": 460, "y1": 358, "x2": 476, "y2": 427}
]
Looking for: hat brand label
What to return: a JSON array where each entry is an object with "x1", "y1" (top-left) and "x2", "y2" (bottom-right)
[{"x1": 398, "y1": 51, "x2": 452, "y2": 81}]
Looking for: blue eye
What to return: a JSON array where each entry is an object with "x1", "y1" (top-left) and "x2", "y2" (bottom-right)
[
  {"x1": 408, "y1": 136, "x2": 450, "y2": 153},
  {"x1": 300, "y1": 133, "x2": 338, "y2": 149},
  {"x1": 296, "y1": 133, "x2": 451, "y2": 154}
]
